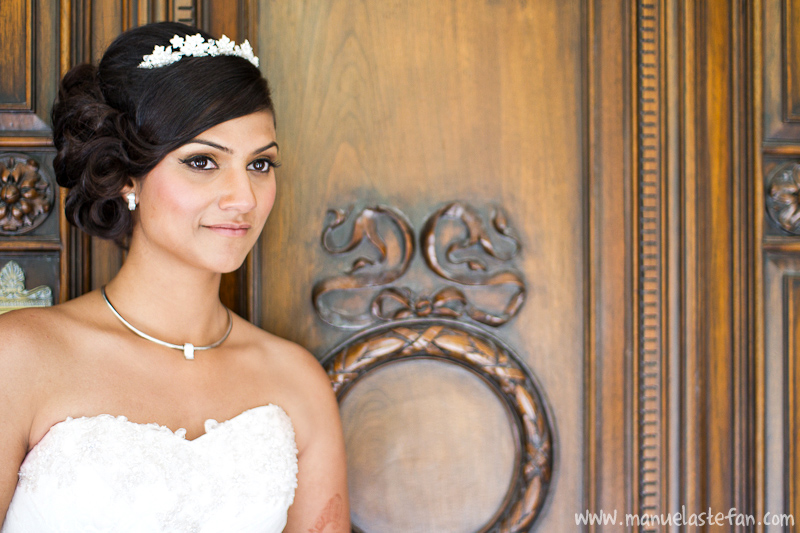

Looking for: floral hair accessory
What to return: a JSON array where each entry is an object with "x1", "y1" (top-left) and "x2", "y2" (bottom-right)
[{"x1": 138, "y1": 34, "x2": 259, "y2": 69}]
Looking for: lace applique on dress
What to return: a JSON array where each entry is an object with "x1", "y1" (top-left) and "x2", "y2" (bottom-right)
[{"x1": 3, "y1": 405, "x2": 298, "y2": 533}]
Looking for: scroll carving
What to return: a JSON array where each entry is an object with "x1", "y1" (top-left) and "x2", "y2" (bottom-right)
[
  {"x1": 766, "y1": 162, "x2": 800, "y2": 234},
  {"x1": 312, "y1": 206, "x2": 414, "y2": 328},
  {"x1": 0, "y1": 261, "x2": 53, "y2": 314},
  {"x1": 313, "y1": 202, "x2": 526, "y2": 329},
  {"x1": 323, "y1": 320, "x2": 553, "y2": 532},
  {"x1": 420, "y1": 202, "x2": 525, "y2": 326},
  {"x1": 0, "y1": 155, "x2": 55, "y2": 235}
]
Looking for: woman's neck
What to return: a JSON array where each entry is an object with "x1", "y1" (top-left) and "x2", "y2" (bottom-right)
[{"x1": 102, "y1": 248, "x2": 230, "y2": 348}]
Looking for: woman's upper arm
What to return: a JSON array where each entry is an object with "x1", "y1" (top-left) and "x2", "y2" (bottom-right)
[
  {"x1": 283, "y1": 350, "x2": 350, "y2": 533},
  {"x1": 0, "y1": 311, "x2": 39, "y2": 525}
]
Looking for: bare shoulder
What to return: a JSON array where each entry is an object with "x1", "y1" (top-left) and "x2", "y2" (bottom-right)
[
  {"x1": 0, "y1": 305, "x2": 75, "y2": 467},
  {"x1": 237, "y1": 322, "x2": 338, "y2": 447},
  {"x1": 0, "y1": 306, "x2": 65, "y2": 374},
  {"x1": 0, "y1": 294, "x2": 105, "y2": 397},
  {"x1": 0, "y1": 294, "x2": 98, "y2": 358},
  {"x1": 238, "y1": 320, "x2": 328, "y2": 382}
]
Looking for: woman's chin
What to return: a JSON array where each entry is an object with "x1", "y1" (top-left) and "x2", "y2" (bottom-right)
[{"x1": 213, "y1": 256, "x2": 249, "y2": 274}]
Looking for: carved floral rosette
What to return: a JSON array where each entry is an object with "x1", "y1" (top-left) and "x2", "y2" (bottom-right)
[
  {"x1": 322, "y1": 319, "x2": 553, "y2": 532},
  {"x1": 0, "y1": 154, "x2": 55, "y2": 235},
  {"x1": 763, "y1": 161, "x2": 800, "y2": 235}
]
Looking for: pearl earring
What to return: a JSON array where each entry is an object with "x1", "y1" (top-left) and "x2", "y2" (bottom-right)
[{"x1": 126, "y1": 192, "x2": 137, "y2": 211}]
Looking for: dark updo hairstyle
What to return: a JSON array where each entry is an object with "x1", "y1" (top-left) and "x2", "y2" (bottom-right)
[{"x1": 52, "y1": 22, "x2": 274, "y2": 247}]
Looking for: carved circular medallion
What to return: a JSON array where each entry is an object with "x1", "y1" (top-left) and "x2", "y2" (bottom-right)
[
  {"x1": 322, "y1": 319, "x2": 554, "y2": 532},
  {"x1": 0, "y1": 154, "x2": 55, "y2": 235}
]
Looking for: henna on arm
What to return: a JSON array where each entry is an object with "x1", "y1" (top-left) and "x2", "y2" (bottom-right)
[{"x1": 307, "y1": 494, "x2": 345, "y2": 533}]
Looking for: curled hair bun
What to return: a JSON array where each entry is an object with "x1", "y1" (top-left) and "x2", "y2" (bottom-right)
[
  {"x1": 51, "y1": 21, "x2": 274, "y2": 247},
  {"x1": 52, "y1": 63, "x2": 141, "y2": 245}
]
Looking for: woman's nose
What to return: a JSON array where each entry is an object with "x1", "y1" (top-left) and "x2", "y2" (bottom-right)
[{"x1": 218, "y1": 168, "x2": 257, "y2": 212}]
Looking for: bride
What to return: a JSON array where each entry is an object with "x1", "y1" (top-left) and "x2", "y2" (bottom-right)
[{"x1": 0, "y1": 21, "x2": 349, "y2": 532}]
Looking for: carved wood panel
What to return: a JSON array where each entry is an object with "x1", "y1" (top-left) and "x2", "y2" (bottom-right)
[
  {"x1": 784, "y1": 0, "x2": 800, "y2": 122},
  {"x1": 259, "y1": 2, "x2": 585, "y2": 529},
  {"x1": 0, "y1": 147, "x2": 65, "y2": 303},
  {"x1": 0, "y1": 0, "x2": 61, "y2": 133},
  {"x1": 763, "y1": 255, "x2": 800, "y2": 529},
  {"x1": 314, "y1": 201, "x2": 549, "y2": 531},
  {"x1": 765, "y1": 0, "x2": 800, "y2": 143},
  {"x1": 784, "y1": 274, "x2": 800, "y2": 529},
  {"x1": 0, "y1": 0, "x2": 68, "y2": 303},
  {"x1": 762, "y1": 0, "x2": 800, "y2": 529}
]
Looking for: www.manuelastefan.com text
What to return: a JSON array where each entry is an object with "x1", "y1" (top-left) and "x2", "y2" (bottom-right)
[{"x1": 575, "y1": 507, "x2": 795, "y2": 527}]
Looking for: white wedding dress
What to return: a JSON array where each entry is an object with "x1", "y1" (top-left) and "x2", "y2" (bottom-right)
[{"x1": 2, "y1": 404, "x2": 298, "y2": 533}]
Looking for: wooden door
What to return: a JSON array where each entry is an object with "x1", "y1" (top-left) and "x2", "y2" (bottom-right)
[
  {"x1": 257, "y1": 2, "x2": 585, "y2": 530},
  {"x1": 1, "y1": 0, "x2": 770, "y2": 531}
]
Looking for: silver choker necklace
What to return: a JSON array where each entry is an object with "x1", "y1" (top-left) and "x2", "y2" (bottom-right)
[{"x1": 101, "y1": 286, "x2": 232, "y2": 360}]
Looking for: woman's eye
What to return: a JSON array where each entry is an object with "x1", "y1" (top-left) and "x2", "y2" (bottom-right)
[
  {"x1": 248, "y1": 158, "x2": 281, "y2": 173},
  {"x1": 181, "y1": 156, "x2": 217, "y2": 170}
]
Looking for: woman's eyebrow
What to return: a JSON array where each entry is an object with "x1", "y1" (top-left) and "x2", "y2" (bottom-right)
[
  {"x1": 186, "y1": 139, "x2": 232, "y2": 153},
  {"x1": 184, "y1": 140, "x2": 279, "y2": 155},
  {"x1": 252, "y1": 142, "x2": 278, "y2": 154}
]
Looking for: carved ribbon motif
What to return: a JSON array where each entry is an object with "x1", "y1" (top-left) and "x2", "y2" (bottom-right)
[
  {"x1": 419, "y1": 202, "x2": 525, "y2": 326},
  {"x1": 0, "y1": 261, "x2": 53, "y2": 314},
  {"x1": 312, "y1": 206, "x2": 414, "y2": 328},
  {"x1": 313, "y1": 202, "x2": 526, "y2": 328},
  {"x1": 323, "y1": 321, "x2": 552, "y2": 532},
  {"x1": 0, "y1": 155, "x2": 55, "y2": 235}
]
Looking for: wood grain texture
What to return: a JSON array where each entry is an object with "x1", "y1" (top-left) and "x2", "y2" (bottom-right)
[
  {"x1": 584, "y1": 0, "x2": 633, "y2": 530},
  {"x1": 341, "y1": 358, "x2": 517, "y2": 533},
  {"x1": 0, "y1": 0, "x2": 30, "y2": 109},
  {"x1": 677, "y1": 0, "x2": 756, "y2": 524},
  {"x1": 258, "y1": 2, "x2": 584, "y2": 529}
]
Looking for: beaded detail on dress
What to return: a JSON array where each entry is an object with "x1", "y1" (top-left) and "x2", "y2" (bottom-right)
[{"x1": 2, "y1": 405, "x2": 298, "y2": 533}]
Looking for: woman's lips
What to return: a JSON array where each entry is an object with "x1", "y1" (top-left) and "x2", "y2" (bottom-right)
[{"x1": 204, "y1": 224, "x2": 251, "y2": 237}]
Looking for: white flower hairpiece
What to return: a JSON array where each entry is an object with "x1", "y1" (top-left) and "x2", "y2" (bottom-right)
[{"x1": 138, "y1": 34, "x2": 259, "y2": 69}]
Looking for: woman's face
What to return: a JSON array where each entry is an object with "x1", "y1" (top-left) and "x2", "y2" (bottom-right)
[{"x1": 128, "y1": 110, "x2": 278, "y2": 274}]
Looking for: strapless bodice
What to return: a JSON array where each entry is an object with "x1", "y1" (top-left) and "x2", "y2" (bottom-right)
[{"x1": 2, "y1": 404, "x2": 298, "y2": 533}]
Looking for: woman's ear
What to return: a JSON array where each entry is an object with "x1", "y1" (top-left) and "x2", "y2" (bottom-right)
[{"x1": 120, "y1": 180, "x2": 139, "y2": 197}]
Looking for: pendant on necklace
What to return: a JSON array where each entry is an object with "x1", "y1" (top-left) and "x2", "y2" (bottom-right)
[{"x1": 183, "y1": 343, "x2": 195, "y2": 360}]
